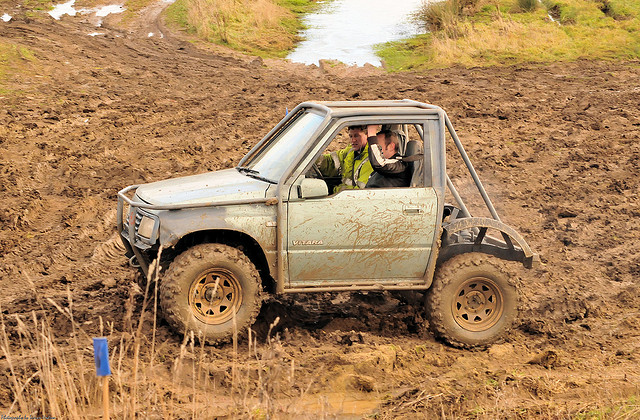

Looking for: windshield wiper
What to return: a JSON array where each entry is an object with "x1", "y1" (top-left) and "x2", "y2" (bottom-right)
[
  {"x1": 237, "y1": 166, "x2": 258, "y2": 174},
  {"x1": 236, "y1": 166, "x2": 276, "y2": 184}
]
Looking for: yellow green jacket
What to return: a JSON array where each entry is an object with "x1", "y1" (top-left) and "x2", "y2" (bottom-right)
[{"x1": 318, "y1": 144, "x2": 374, "y2": 193}]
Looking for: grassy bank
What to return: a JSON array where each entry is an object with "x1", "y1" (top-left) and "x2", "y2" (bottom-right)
[
  {"x1": 377, "y1": 0, "x2": 640, "y2": 70},
  {"x1": 164, "y1": 0, "x2": 320, "y2": 58},
  {"x1": 5, "y1": 0, "x2": 317, "y2": 56}
]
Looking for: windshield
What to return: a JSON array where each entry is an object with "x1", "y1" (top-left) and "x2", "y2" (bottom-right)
[{"x1": 241, "y1": 110, "x2": 325, "y2": 182}]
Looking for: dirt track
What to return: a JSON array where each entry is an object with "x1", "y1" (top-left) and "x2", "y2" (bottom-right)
[{"x1": 1, "y1": 5, "x2": 639, "y2": 418}]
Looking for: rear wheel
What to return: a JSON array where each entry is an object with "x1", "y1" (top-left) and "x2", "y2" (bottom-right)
[
  {"x1": 426, "y1": 253, "x2": 518, "y2": 348},
  {"x1": 160, "y1": 243, "x2": 262, "y2": 344}
]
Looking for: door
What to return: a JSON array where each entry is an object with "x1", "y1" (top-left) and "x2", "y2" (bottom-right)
[{"x1": 286, "y1": 187, "x2": 438, "y2": 283}]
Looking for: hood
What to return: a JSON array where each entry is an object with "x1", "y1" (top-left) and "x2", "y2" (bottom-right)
[{"x1": 135, "y1": 169, "x2": 269, "y2": 206}]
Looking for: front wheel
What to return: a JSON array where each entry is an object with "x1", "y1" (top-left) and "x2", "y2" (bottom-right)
[
  {"x1": 159, "y1": 243, "x2": 262, "y2": 344},
  {"x1": 426, "y1": 253, "x2": 518, "y2": 348}
]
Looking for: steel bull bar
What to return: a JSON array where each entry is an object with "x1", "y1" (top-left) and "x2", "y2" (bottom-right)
[{"x1": 117, "y1": 185, "x2": 272, "y2": 277}]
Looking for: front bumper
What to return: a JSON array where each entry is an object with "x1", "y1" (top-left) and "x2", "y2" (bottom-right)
[
  {"x1": 117, "y1": 185, "x2": 156, "y2": 276},
  {"x1": 117, "y1": 183, "x2": 274, "y2": 277}
]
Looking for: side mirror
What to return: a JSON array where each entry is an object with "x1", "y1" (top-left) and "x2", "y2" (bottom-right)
[{"x1": 299, "y1": 178, "x2": 328, "y2": 199}]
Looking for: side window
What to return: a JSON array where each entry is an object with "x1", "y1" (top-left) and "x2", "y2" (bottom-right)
[
  {"x1": 366, "y1": 123, "x2": 425, "y2": 189},
  {"x1": 303, "y1": 122, "x2": 430, "y2": 193},
  {"x1": 311, "y1": 125, "x2": 371, "y2": 194}
]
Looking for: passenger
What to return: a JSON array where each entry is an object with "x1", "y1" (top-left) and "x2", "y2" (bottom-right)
[
  {"x1": 365, "y1": 126, "x2": 411, "y2": 188},
  {"x1": 316, "y1": 125, "x2": 374, "y2": 193}
]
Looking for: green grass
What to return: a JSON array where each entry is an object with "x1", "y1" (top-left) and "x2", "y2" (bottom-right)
[
  {"x1": 574, "y1": 395, "x2": 640, "y2": 419},
  {"x1": 22, "y1": 0, "x2": 51, "y2": 11},
  {"x1": 164, "y1": 0, "x2": 322, "y2": 58},
  {"x1": 119, "y1": 0, "x2": 155, "y2": 21},
  {"x1": 377, "y1": 0, "x2": 640, "y2": 70},
  {"x1": 0, "y1": 43, "x2": 37, "y2": 94},
  {"x1": 5, "y1": 0, "x2": 54, "y2": 19}
]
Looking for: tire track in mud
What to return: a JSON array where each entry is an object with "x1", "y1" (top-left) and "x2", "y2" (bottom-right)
[
  {"x1": 0, "y1": 17, "x2": 278, "y2": 308},
  {"x1": 2, "y1": 17, "x2": 638, "y2": 304},
  {"x1": 92, "y1": 231, "x2": 127, "y2": 264}
]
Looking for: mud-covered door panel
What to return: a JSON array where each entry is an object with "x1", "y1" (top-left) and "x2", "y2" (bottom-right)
[{"x1": 287, "y1": 188, "x2": 437, "y2": 282}]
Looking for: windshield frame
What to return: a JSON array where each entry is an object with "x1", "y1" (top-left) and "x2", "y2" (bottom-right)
[{"x1": 238, "y1": 107, "x2": 329, "y2": 183}]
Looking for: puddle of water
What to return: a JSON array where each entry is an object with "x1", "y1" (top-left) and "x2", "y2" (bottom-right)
[
  {"x1": 287, "y1": 0, "x2": 425, "y2": 67},
  {"x1": 49, "y1": 0, "x2": 77, "y2": 19},
  {"x1": 49, "y1": 0, "x2": 125, "y2": 25},
  {"x1": 2, "y1": 13, "x2": 12, "y2": 22},
  {"x1": 95, "y1": 4, "x2": 125, "y2": 17}
]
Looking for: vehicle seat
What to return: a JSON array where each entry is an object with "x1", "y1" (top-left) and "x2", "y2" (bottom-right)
[{"x1": 404, "y1": 140, "x2": 424, "y2": 187}]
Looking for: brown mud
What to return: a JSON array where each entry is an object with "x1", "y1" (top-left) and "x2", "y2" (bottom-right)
[{"x1": 0, "y1": 4, "x2": 639, "y2": 418}]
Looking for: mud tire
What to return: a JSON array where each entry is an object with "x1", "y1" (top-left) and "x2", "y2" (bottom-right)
[
  {"x1": 159, "y1": 243, "x2": 262, "y2": 344},
  {"x1": 426, "y1": 253, "x2": 518, "y2": 349}
]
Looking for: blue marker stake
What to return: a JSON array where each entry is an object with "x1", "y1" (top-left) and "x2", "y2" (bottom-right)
[
  {"x1": 285, "y1": 107, "x2": 288, "y2": 116},
  {"x1": 93, "y1": 337, "x2": 111, "y2": 420},
  {"x1": 93, "y1": 337, "x2": 111, "y2": 376}
]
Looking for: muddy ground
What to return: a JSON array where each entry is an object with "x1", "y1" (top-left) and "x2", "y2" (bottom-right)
[{"x1": 0, "y1": 4, "x2": 639, "y2": 418}]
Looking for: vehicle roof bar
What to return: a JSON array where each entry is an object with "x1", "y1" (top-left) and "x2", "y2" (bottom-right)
[
  {"x1": 445, "y1": 175, "x2": 472, "y2": 218},
  {"x1": 443, "y1": 115, "x2": 501, "y2": 222},
  {"x1": 318, "y1": 99, "x2": 438, "y2": 109},
  {"x1": 405, "y1": 99, "x2": 498, "y2": 221}
]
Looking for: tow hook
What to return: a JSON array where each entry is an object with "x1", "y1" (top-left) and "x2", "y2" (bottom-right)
[{"x1": 129, "y1": 255, "x2": 141, "y2": 268}]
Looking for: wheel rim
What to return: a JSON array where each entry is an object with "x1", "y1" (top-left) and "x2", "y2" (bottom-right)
[
  {"x1": 451, "y1": 276, "x2": 504, "y2": 332},
  {"x1": 189, "y1": 268, "x2": 242, "y2": 325}
]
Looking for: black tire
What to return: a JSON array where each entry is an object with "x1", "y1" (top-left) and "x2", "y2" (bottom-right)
[
  {"x1": 159, "y1": 243, "x2": 262, "y2": 344},
  {"x1": 426, "y1": 253, "x2": 518, "y2": 349}
]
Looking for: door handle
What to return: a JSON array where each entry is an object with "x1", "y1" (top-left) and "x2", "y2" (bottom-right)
[{"x1": 403, "y1": 207, "x2": 422, "y2": 215}]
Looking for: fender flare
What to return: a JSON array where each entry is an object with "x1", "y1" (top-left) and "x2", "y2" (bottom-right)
[{"x1": 442, "y1": 217, "x2": 539, "y2": 266}]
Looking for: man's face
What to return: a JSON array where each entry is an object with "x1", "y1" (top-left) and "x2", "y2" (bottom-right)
[
  {"x1": 348, "y1": 128, "x2": 368, "y2": 151},
  {"x1": 377, "y1": 134, "x2": 397, "y2": 159}
]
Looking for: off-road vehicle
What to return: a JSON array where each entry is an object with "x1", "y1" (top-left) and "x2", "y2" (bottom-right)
[{"x1": 117, "y1": 100, "x2": 538, "y2": 348}]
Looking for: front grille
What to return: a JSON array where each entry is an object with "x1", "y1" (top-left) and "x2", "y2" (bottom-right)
[{"x1": 135, "y1": 211, "x2": 143, "y2": 233}]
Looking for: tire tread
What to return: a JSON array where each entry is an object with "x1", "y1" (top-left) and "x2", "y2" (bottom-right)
[
  {"x1": 159, "y1": 243, "x2": 262, "y2": 345},
  {"x1": 426, "y1": 253, "x2": 518, "y2": 349}
]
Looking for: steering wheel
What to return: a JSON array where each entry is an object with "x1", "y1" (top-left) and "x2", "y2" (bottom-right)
[{"x1": 310, "y1": 163, "x2": 325, "y2": 179}]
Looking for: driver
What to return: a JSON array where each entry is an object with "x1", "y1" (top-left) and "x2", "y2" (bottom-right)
[{"x1": 316, "y1": 125, "x2": 373, "y2": 193}]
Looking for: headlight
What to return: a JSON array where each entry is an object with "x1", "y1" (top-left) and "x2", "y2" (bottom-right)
[{"x1": 137, "y1": 215, "x2": 157, "y2": 239}]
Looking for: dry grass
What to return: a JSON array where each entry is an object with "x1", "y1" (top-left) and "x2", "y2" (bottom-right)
[
  {"x1": 1, "y1": 292, "x2": 99, "y2": 417},
  {"x1": 3, "y1": 252, "x2": 639, "y2": 418},
  {"x1": 5, "y1": 281, "x2": 638, "y2": 419},
  {"x1": 0, "y1": 253, "x2": 308, "y2": 418},
  {"x1": 428, "y1": 18, "x2": 568, "y2": 67},
  {"x1": 0, "y1": 42, "x2": 37, "y2": 93},
  {"x1": 380, "y1": 0, "x2": 640, "y2": 69},
  {"x1": 414, "y1": 0, "x2": 480, "y2": 38},
  {"x1": 167, "y1": 0, "x2": 303, "y2": 57},
  {"x1": 3, "y1": 277, "x2": 639, "y2": 418},
  {"x1": 515, "y1": 0, "x2": 538, "y2": 12}
]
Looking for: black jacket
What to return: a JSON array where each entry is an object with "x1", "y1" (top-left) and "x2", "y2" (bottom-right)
[{"x1": 365, "y1": 136, "x2": 411, "y2": 188}]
